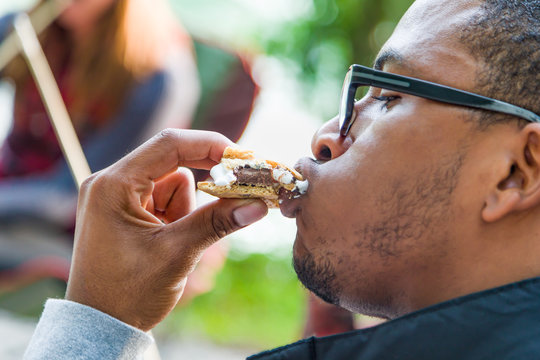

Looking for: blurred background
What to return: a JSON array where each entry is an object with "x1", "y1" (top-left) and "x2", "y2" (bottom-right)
[{"x1": 0, "y1": 0, "x2": 414, "y2": 358}]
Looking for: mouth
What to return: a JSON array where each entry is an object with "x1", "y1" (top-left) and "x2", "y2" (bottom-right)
[{"x1": 279, "y1": 157, "x2": 314, "y2": 218}]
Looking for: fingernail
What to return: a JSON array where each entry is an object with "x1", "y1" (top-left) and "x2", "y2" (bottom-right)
[{"x1": 233, "y1": 201, "x2": 268, "y2": 227}]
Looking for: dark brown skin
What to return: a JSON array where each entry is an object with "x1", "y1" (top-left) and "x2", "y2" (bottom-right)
[
  {"x1": 66, "y1": 129, "x2": 267, "y2": 331},
  {"x1": 280, "y1": 0, "x2": 540, "y2": 319}
]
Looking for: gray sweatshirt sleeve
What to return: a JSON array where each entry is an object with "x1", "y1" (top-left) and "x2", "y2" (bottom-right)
[{"x1": 24, "y1": 299, "x2": 153, "y2": 360}]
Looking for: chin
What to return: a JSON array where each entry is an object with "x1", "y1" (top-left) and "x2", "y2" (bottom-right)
[{"x1": 292, "y1": 243, "x2": 341, "y2": 306}]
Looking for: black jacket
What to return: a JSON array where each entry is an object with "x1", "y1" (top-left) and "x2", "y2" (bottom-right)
[{"x1": 250, "y1": 277, "x2": 540, "y2": 359}]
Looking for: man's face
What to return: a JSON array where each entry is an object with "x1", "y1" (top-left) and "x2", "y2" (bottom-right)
[{"x1": 280, "y1": 0, "x2": 485, "y2": 318}]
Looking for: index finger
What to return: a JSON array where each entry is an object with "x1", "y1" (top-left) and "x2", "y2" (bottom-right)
[{"x1": 119, "y1": 129, "x2": 234, "y2": 181}]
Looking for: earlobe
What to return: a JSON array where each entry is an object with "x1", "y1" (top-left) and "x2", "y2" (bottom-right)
[
  {"x1": 482, "y1": 163, "x2": 523, "y2": 222},
  {"x1": 482, "y1": 186, "x2": 521, "y2": 223}
]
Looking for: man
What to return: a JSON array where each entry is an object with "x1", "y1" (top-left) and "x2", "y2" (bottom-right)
[{"x1": 25, "y1": 0, "x2": 540, "y2": 358}]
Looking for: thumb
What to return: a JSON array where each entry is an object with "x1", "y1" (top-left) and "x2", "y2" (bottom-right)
[{"x1": 169, "y1": 199, "x2": 268, "y2": 251}]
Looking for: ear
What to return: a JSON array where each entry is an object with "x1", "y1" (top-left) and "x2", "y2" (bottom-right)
[{"x1": 482, "y1": 124, "x2": 540, "y2": 222}]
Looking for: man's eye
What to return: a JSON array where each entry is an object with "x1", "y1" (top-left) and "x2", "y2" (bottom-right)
[{"x1": 372, "y1": 95, "x2": 400, "y2": 110}]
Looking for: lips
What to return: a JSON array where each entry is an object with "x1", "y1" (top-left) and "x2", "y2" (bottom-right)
[{"x1": 279, "y1": 157, "x2": 313, "y2": 218}]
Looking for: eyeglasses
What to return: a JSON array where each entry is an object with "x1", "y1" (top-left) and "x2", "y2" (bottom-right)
[{"x1": 338, "y1": 64, "x2": 540, "y2": 137}]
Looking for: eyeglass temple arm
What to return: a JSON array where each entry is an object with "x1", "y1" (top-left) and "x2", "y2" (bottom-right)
[{"x1": 352, "y1": 71, "x2": 540, "y2": 123}]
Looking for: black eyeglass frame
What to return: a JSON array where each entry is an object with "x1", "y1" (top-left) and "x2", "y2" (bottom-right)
[{"x1": 339, "y1": 64, "x2": 540, "y2": 137}]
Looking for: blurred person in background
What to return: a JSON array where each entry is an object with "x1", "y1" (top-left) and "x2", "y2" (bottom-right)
[
  {"x1": 0, "y1": 0, "x2": 255, "y2": 306},
  {"x1": 0, "y1": 0, "x2": 199, "y2": 222}
]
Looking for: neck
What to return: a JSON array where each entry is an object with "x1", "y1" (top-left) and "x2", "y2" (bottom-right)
[{"x1": 395, "y1": 223, "x2": 540, "y2": 319}]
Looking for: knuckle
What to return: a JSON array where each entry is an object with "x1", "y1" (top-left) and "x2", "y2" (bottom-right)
[
  {"x1": 83, "y1": 170, "x2": 125, "y2": 204},
  {"x1": 208, "y1": 209, "x2": 235, "y2": 241},
  {"x1": 79, "y1": 171, "x2": 108, "y2": 198},
  {"x1": 79, "y1": 173, "x2": 97, "y2": 195},
  {"x1": 91, "y1": 170, "x2": 114, "y2": 190},
  {"x1": 157, "y1": 128, "x2": 180, "y2": 143}
]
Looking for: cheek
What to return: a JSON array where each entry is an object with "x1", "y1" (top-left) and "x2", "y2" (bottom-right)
[
  {"x1": 302, "y1": 155, "x2": 368, "y2": 245},
  {"x1": 299, "y1": 124, "x2": 437, "y2": 255},
  {"x1": 59, "y1": 6, "x2": 81, "y2": 27}
]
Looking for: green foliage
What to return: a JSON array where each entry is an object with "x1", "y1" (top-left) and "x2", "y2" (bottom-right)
[
  {"x1": 162, "y1": 252, "x2": 306, "y2": 350},
  {"x1": 258, "y1": 0, "x2": 416, "y2": 117},
  {"x1": 262, "y1": 0, "x2": 415, "y2": 76},
  {"x1": 0, "y1": 279, "x2": 66, "y2": 318},
  {"x1": 171, "y1": 0, "x2": 416, "y2": 118}
]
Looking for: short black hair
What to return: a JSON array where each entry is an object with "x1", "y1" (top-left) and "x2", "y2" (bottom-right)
[{"x1": 461, "y1": 0, "x2": 540, "y2": 128}]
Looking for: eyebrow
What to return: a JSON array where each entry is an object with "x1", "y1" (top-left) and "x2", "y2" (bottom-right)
[{"x1": 373, "y1": 49, "x2": 406, "y2": 71}]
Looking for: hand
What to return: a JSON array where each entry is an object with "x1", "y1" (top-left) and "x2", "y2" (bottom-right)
[{"x1": 65, "y1": 129, "x2": 268, "y2": 331}]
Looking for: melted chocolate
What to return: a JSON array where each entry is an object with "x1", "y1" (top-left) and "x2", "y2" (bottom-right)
[{"x1": 234, "y1": 167, "x2": 275, "y2": 186}]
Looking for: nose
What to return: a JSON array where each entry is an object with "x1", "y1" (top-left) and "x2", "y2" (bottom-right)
[{"x1": 311, "y1": 116, "x2": 352, "y2": 161}]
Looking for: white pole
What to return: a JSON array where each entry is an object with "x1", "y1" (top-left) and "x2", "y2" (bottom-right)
[
  {"x1": 0, "y1": 0, "x2": 71, "y2": 71},
  {"x1": 12, "y1": 13, "x2": 91, "y2": 189}
]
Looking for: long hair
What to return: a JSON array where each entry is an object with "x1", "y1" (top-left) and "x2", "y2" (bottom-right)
[{"x1": 4, "y1": 0, "x2": 190, "y2": 129}]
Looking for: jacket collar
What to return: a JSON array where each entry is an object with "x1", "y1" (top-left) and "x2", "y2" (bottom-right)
[{"x1": 250, "y1": 277, "x2": 540, "y2": 359}]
